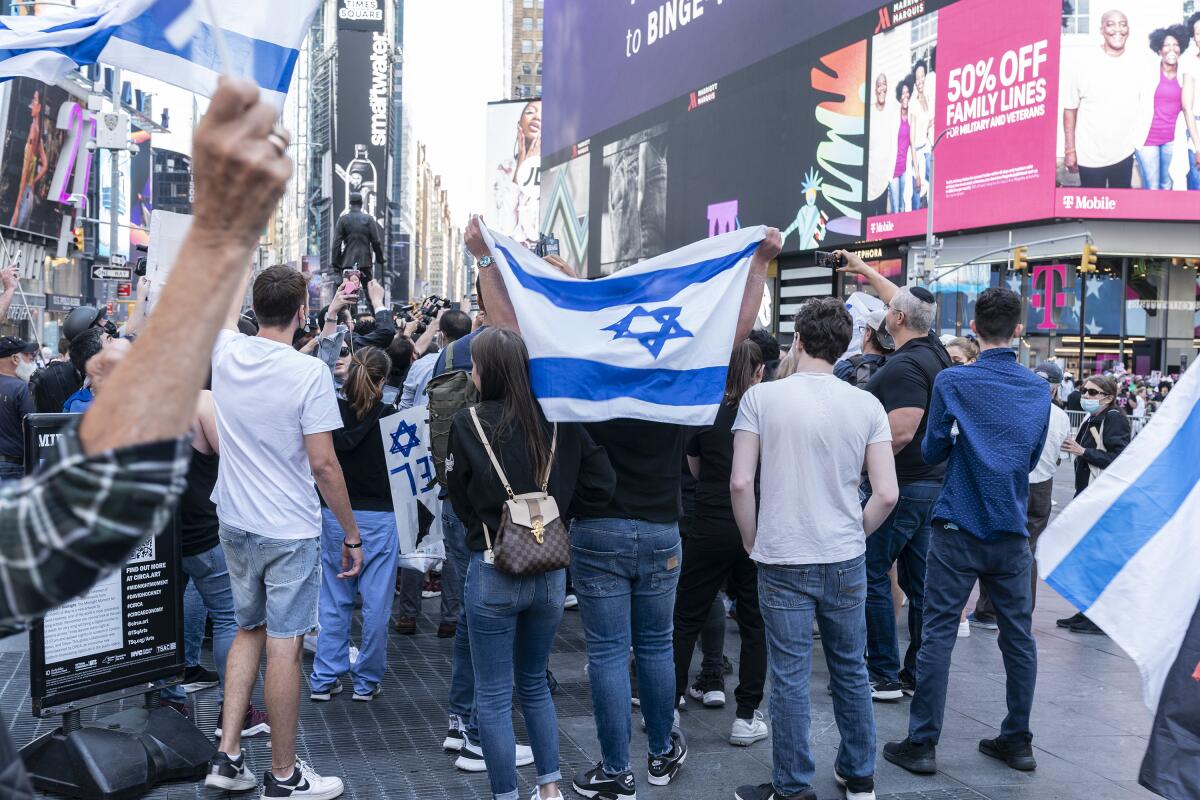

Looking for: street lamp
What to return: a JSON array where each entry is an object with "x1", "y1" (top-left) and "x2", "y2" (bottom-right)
[{"x1": 922, "y1": 128, "x2": 952, "y2": 284}]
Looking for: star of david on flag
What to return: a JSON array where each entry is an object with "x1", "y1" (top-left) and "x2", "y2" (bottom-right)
[
  {"x1": 603, "y1": 306, "x2": 693, "y2": 359},
  {"x1": 479, "y1": 223, "x2": 765, "y2": 425},
  {"x1": 389, "y1": 419, "x2": 421, "y2": 458}
]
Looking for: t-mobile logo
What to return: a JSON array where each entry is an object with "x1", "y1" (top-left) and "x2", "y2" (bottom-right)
[
  {"x1": 1062, "y1": 195, "x2": 1075, "y2": 209},
  {"x1": 1031, "y1": 264, "x2": 1068, "y2": 330},
  {"x1": 707, "y1": 200, "x2": 739, "y2": 237}
]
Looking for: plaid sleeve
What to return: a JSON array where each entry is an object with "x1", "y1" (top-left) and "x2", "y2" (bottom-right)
[{"x1": 0, "y1": 426, "x2": 191, "y2": 627}]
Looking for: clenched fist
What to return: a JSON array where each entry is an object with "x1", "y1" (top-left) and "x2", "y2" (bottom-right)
[{"x1": 190, "y1": 78, "x2": 293, "y2": 255}]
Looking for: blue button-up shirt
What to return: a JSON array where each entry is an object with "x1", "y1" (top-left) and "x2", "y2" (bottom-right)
[{"x1": 922, "y1": 348, "x2": 1050, "y2": 540}]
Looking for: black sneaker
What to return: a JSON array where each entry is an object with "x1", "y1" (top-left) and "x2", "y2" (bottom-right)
[
  {"x1": 898, "y1": 673, "x2": 916, "y2": 697},
  {"x1": 834, "y1": 772, "x2": 876, "y2": 800},
  {"x1": 1056, "y1": 611, "x2": 1085, "y2": 628},
  {"x1": 967, "y1": 612, "x2": 999, "y2": 631},
  {"x1": 182, "y1": 665, "x2": 219, "y2": 693},
  {"x1": 647, "y1": 729, "x2": 687, "y2": 786},
  {"x1": 882, "y1": 738, "x2": 937, "y2": 775},
  {"x1": 573, "y1": 763, "x2": 636, "y2": 798},
  {"x1": 870, "y1": 680, "x2": 903, "y2": 702},
  {"x1": 442, "y1": 713, "x2": 465, "y2": 752},
  {"x1": 734, "y1": 783, "x2": 817, "y2": 800},
  {"x1": 686, "y1": 670, "x2": 726, "y2": 708},
  {"x1": 979, "y1": 736, "x2": 1037, "y2": 771},
  {"x1": 1069, "y1": 616, "x2": 1105, "y2": 635},
  {"x1": 205, "y1": 750, "x2": 256, "y2": 792},
  {"x1": 261, "y1": 759, "x2": 343, "y2": 799},
  {"x1": 722, "y1": 654, "x2": 734, "y2": 675}
]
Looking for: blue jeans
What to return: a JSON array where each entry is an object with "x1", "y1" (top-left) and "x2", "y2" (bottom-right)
[
  {"x1": 219, "y1": 524, "x2": 320, "y2": 638},
  {"x1": 466, "y1": 552, "x2": 565, "y2": 800},
  {"x1": 310, "y1": 509, "x2": 399, "y2": 695},
  {"x1": 1135, "y1": 143, "x2": 1174, "y2": 190},
  {"x1": 162, "y1": 543, "x2": 239, "y2": 704},
  {"x1": 909, "y1": 522, "x2": 1037, "y2": 745},
  {"x1": 0, "y1": 460, "x2": 24, "y2": 485},
  {"x1": 862, "y1": 479, "x2": 939, "y2": 684},
  {"x1": 183, "y1": 581, "x2": 205, "y2": 667},
  {"x1": 758, "y1": 557, "x2": 874, "y2": 795},
  {"x1": 570, "y1": 518, "x2": 681, "y2": 773},
  {"x1": 443, "y1": 503, "x2": 480, "y2": 745},
  {"x1": 1188, "y1": 145, "x2": 1200, "y2": 190},
  {"x1": 888, "y1": 172, "x2": 911, "y2": 214}
]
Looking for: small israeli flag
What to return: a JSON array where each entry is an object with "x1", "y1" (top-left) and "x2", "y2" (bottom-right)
[
  {"x1": 1037, "y1": 365, "x2": 1200, "y2": 799},
  {"x1": 482, "y1": 224, "x2": 765, "y2": 425}
]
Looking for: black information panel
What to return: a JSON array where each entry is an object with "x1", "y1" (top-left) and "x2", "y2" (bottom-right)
[{"x1": 24, "y1": 414, "x2": 184, "y2": 716}]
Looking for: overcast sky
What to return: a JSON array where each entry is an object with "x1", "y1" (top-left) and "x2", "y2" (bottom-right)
[{"x1": 403, "y1": 0, "x2": 504, "y2": 225}]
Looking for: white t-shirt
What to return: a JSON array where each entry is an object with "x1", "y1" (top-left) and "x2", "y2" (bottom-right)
[
  {"x1": 1063, "y1": 47, "x2": 1146, "y2": 168},
  {"x1": 211, "y1": 330, "x2": 343, "y2": 539},
  {"x1": 1030, "y1": 404, "x2": 1072, "y2": 484},
  {"x1": 733, "y1": 372, "x2": 892, "y2": 566}
]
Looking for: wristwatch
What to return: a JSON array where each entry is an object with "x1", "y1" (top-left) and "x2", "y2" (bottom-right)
[{"x1": 477, "y1": 256, "x2": 495, "y2": 268}]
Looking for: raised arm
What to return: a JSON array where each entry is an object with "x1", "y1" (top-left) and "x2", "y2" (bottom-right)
[
  {"x1": 79, "y1": 78, "x2": 292, "y2": 454},
  {"x1": 0, "y1": 265, "x2": 18, "y2": 323},
  {"x1": 734, "y1": 228, "x2": 781, "y2": 344},
  {"x1": 464, "y1": 215, "x2": 520, "y2": 333},
  {"x1": 836, "y1": 250, "x2": 897, "y2": 305}
]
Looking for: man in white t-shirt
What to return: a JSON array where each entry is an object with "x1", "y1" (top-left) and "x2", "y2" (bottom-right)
[
  {"x1": 730, "y1": 297, "x2": 898, "y2": 800},
  {"x1": 1062, "y1": 9, "x2": 1142, "y2": 188},
  {"x1": 208, "y1": 265, "x2": 362, "y2": 799}
]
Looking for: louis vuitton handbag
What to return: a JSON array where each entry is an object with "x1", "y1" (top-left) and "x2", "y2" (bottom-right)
[{"x1": 468, "y1": 407, "x2": 569, "y2": 575}]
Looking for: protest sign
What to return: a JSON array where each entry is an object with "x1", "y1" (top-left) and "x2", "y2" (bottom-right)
[{"x1": 380, "y1": 407, "x2": 439, "y2": 555}]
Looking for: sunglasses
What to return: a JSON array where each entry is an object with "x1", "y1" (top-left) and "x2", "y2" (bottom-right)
[
  {"x1": 1082, "y1": 388, "x2": 1108, "y2": 397},
  {"x1": 339, "y1": 348, "x2": 351, "y2": 358}
]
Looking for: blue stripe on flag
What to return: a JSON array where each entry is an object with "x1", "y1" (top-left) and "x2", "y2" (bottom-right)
[
  {"x1": 496, "y1": 240, "x2": 760, "y2": 312},
  {"x1": 113, "y1": 15, "x2": 298, "y2": 94},
  {"x1": 147, "y1": 0, "x2": 193, "y2": 29},
  {"x1": 529, "y1": 358, "x2": 728, "y2": 406},
  {"x1": 0, "y1": 33, "x2": 111, "y2": 68},
  {"x1": 1047, "y1": 399, "x2": 1200, "y2": 610}
]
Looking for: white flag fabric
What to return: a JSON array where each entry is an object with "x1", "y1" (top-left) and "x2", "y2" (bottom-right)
[
  {"x1": 102, "y1": 0, "x2": 320, "y2": 108},
  {"x1": 1037, "y1": 364, "x2": 1200, "y2": 712},
  {"x1": 379, "y1": 407, "x2": 439, "y2": 555},
  {"x1": 482, "y1": 224, "x2": 764, "y2": 425},
  {"x1": 0, "y1": 0, "x2": 159, "y2": 85}
]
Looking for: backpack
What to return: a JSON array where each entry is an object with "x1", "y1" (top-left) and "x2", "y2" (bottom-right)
[
  {"x1": 846, "y1": 354, "x2": 882, "y2": 388},
  {"x1": 425, "y1": 339, "x2": 479, "y2": 487}
]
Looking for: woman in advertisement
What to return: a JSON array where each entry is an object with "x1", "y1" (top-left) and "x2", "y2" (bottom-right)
[
  {"x1": 889, "y1": 77, "x2": 920, "y2": 214},
  {"x1": 1180, "y1": 12, "x2": 1200, "y2": 190},
  {"x1": 10, "y1": 89, "x2": 51, "y2": 229},
  {"x1": 909, "y1": 60, "x2": 935, "y2": 211},
  {"x1": 1135, "y1": 25, "x2": 1190, "y2": 190},
  {"x1": 492, "y1": 100, "x2": 542, "y2": 247}
]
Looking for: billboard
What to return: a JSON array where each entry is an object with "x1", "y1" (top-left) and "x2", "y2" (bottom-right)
[
  {"x1": 485, "y1": 99, "x2": 542, "y2": 248},
  {"x1": 544, "y1": 0, "x2": 1200, "y2": 267},
  {"x1": 0, "y1": 78, "x2": 71, "y2": 238},
  {"x1": 334, "y1": 0, "x2": 390, "y2": 234}
]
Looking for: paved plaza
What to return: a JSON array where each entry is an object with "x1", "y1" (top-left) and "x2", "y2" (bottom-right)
[{"x1": 1, "y1": 470, "x2": 1160, "y2": 800}]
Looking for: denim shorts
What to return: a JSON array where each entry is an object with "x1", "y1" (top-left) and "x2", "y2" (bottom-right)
[{"x1": 219, "y1": 523, "x2": 321, "y2": 638}]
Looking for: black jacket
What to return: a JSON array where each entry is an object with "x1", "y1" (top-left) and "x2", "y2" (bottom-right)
[
  {"x1": 30, "y1": 360, "x2": 81, "y2": 414},
  {"x1": 1073, "y1": 406, "x2": 1130, "y2": 495},
  {"x1": 447, "y1": 401, "x2": 616, "y2": 551},
  {"x1": 324, "y1": 397, "x2": 396, "y2": 512},
  {"x1": 332, "y1": 209, "x2": 385, "y2": 282}
]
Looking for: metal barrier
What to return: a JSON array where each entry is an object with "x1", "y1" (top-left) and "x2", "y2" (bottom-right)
[{"x1": 1065, "y1": 409, "x2": 1151, "y2": 438}]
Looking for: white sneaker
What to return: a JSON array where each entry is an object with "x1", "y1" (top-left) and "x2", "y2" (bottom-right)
[
  {"x1": 563, "y1": 593, "x2": 578, "y2": 609},
  {"x1": 957, "y1": 620, "x2": 971, "y2": 638},
  {"x1": 729, "y1": 710, "x2": 769, "y2": 747},
  {"x1": 530, "y1": 787, "x2": 564, "y2": 800},
  {"x1": 443, "y1": 714, "x2": 466, "y2": 752},
  {"x1": 205, "y1": 750, "x2": 256, "y2": 792},
  {"x1": 351, "y1": 685, "x2": 381, "y2": 702},
  {"x1": 454, "y1": 740, "x2": 535, "y2": 772},
  {"x1": 835, "y1": 771, "x2": 877, "y2": 800},
  {"x1": 262, "y1": 759, "x2": 344, "y2": 800}
]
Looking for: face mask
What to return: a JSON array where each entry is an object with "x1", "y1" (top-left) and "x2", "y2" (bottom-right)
[
  {"x1": 15, "y1": 359, "x2": 36, "y2": 382},
  {"x1": 1080, "y1": 398, "x2": 1101, "y2": 413}
]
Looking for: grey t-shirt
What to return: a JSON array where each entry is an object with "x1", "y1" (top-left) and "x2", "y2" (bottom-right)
[{"x1": 733, "y1": 372, "x2": 891, "y2": 565}]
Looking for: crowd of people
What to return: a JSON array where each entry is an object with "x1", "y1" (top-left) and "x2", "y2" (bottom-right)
[{"x1": 0, "y1": 77, "x2": 1153, "y2": 800}]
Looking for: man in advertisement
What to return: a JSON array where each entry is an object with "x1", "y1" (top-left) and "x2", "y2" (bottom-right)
[{"x1": 1062, "y1": 9, "x2": 1142, "y2": 188}]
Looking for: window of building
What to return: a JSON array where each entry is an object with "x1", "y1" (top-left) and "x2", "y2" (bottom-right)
[
  {"x1": 1062, "y1": 0, "x2": 1090, "y2": 36},
  {"x1": 537, "y1": 18, "x2": 543, "y2": 31},
  {"x1": 523, "y1": 0, "x2": 533, "y2": 7},
  {"x1": 536, "y1": 85, "x2": 542, "y2": 96},
  {"x1": 522, "y1": 17, "x2": 533, "y2": 31},
  {"x1": 522, "y1": 39, "x2": 533, "y2": 53},
  {"x1": 536, "y1": 39, "x2": 543, "y2": 52},
  {"x1": 537, "y1": 63, "x2": 542, "y2": 75},
  {"x1": 522, "y1": 63, "x2": 532, "y2": 75}
]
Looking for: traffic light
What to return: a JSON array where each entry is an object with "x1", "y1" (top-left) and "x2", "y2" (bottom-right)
[
  {"x1": 72, "y1": 226, "x2": 85, "y2": 252},
  {"x1": 1081, "y1": 242, "x2": 1098, "y2": 273},
  {"x1": 1012, "y1": 246, "x2": 1028, "y2": 272}
]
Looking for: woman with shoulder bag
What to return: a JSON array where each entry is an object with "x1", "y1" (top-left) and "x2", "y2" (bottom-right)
[
  {"x1": 447, "y1": 328, "x2": 615, "y2": 800},
  {"x1": 1058, "y1": 374, "x2": 1131, "y2": 634},
  {"x1": 309, "y1": 346, "x2": 400, "y2": 702}
]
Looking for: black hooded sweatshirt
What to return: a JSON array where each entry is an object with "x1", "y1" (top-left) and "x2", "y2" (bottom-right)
[{"x1": 322, "y1": 397, "x2": 395, "y2": 512}]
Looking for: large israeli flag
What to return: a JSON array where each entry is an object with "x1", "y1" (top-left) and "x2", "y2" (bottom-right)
[
  {"x1": 103, "y1": 0, "x2": 319, "y2": 108},
  {"x1": 1037, "y1": 365, "x2": 1200, "y2": 799},
  {"x1": 482, "y1": 224, "x2": 765, "y2": 425}
]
